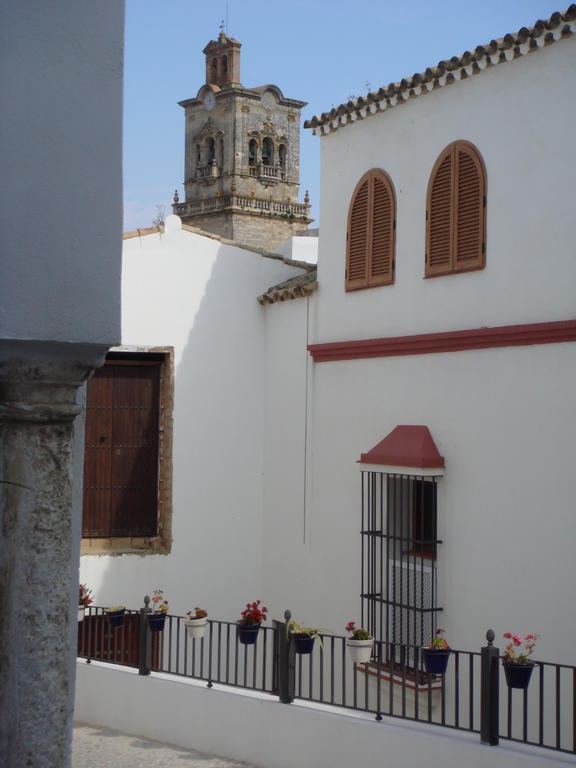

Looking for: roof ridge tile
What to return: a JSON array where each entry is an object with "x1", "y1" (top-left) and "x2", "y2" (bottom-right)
[{"x1": 304, "y1": 6, "x2": 575, "y2": 134}]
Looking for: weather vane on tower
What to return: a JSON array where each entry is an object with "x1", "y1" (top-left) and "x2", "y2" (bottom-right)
[{"x1": 220, "y1": 0, "x2": 229, "y2": 33}]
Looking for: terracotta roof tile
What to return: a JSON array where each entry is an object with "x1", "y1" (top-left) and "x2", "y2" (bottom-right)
[
  {"x1": 257, "y1": 270, "x2": 318, "y2": 305},
  {"x1": 304, "y1": 5, "x2": 576, "y2": 134},
  {"x1": 123, "y1": 226, "x2": 163, "y2": 240}
]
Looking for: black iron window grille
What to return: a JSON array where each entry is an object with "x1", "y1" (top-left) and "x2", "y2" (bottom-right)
[{"x1": 361, "y1": 471, "x2": 442, "y2": 670}]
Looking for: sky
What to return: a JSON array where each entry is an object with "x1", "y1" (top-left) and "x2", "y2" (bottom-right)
[{"x1": 123, "y1": 0, "x2": 563, "y2": 231}]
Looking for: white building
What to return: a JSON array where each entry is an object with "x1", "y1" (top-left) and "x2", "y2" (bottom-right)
[
  {"x1": 77, "y1": 7, "x2": 576, "y2": 765},
  {"x1": 302, "y1": 5, "x2": 576, "y2": 665}
]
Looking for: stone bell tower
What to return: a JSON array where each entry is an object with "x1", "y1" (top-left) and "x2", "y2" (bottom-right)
[{"x1": 172, "y1": 31, "x2": 312, "y2": 250}]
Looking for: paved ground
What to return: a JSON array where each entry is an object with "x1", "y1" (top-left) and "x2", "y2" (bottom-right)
[{"x1": 72, "y1": 724, "x2": 259, "y2": 768}]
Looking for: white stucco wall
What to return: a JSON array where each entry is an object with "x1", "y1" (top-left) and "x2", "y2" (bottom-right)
[
  {"x1": 75, "y1": 662, "x2": 572, "y2": 768},
  {"x1": 315, "y1": 38, "x2": 576, "y2": 342},
  {"x1": 260, "y1": 36, "x2": 576, "y2": 660},
  {"x1": 0, "y1": 0, "x2": 123, "y2": 344},
  {"x1": 275, "y1": 234, "x2": 319, "y2": 265},
  {"x1": 262, "y1": 298, "x2": 310, "y2": 617},
  {"x1": 289, "y1": 341, "x2": 576, "y2": 662},
  {"x1": 79, "y1": 219, "x2": 306, "y2": 619}
]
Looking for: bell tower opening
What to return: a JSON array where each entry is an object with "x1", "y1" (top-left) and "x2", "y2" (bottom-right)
[{"x1": 203, "y1": 32, "x2": 241, "y2": 87}]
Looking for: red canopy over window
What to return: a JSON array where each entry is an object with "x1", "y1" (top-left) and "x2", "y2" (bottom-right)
[{"x1": 359, "y1": 425, "x2": 444, "y2": 470}]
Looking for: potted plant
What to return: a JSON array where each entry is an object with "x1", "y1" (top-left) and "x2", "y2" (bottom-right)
[
  {"x1": 502, "y1": 632, "x2": 539, "y2": 689},
  {"x1": 237, "y1": 600, "x2": 267, "y2": 645},
  {"x1": 78, "y1": 584, "x2": 94, "y2": 623},
  {"x1": 286, "y1": 618, "x2": 328, "y2": 655},
  {"x1": 185, "y1": 607, "x2": 208, "y2": 640},
  {"x1": 422, "y1": 628, "x2": 451, "y2": 675},
  {"x1": 147, "y1": 589, "x2": 169, "y2": 632},
  {"x1": 345, "y1": 621, "x2": 374, "y2": 664},
  {"x1": 105, "y1": 605, "x2": 126, "y2": 629}
]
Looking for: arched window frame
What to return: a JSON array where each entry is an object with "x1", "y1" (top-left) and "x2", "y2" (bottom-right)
[
  {"x1": 425, "y1": 140, "x2": 487, "y2": 278},
  {"x1": 346, "y1": 169, "x2": 396, "y2": 292}
]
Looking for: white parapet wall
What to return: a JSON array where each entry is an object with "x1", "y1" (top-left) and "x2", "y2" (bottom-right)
[{"x1": 75, "y1": 662, "x2": 572, "y2": 768}]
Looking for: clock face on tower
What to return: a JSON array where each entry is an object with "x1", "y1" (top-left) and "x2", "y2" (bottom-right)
[{"x1": 203, "y1": 91, "x2": 216, "y2": 111}]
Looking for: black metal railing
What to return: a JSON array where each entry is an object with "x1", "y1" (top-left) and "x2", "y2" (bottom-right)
[
  {"x1": 77, "y1": 603, "x2": 576, "y2": 756},
  {"x1": 78, "y1": 601, "x2": 276, "y2": 695}
]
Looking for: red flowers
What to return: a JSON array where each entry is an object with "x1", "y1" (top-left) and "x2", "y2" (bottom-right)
[
  {"x1": 239, "y1": 600, "x2": 268, "y2": 625},
  {"x1": 346, "y1": 620, "x2": 371, "y2": 640},
  {"x1": 78, "y1": 584, "x2": 94, "y2": 607}
]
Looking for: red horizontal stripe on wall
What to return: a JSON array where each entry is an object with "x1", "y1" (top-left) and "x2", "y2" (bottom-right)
[{"x1": 308, "y1": 319, "x2": 576, "y2": 362}]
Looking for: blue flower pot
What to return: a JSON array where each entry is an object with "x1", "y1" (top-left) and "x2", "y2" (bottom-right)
[
  {"x1": 293, "y1": 634, "x2": 315, "y2": 654},
  {"x1": 106, "y1": 608, "x2": 125, "y2": 629},
  {"x1": 423, "y1": 648, "x2": 451, "y2": 675},
  {"x1": 147, "y1": 612, "x2": 167, "y2": 633},
  {"x1": 237, "y1": 622, "x2": 261, "y2": 645},
  {"x1": 503, "y1": 661, "x2": 534, "y2": 689}
]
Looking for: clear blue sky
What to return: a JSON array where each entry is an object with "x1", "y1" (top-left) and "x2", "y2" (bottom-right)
[{"x1": 123, "y1": 0, "x2": 563, "y2": 230}]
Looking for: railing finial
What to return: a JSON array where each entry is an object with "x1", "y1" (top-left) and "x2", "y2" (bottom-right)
[
  {"x1": 486, "y1": 628, "x2": 495, "y2": 646},
  {"x1": 144, "y1": 594, "x2": 150, "y2": 608},
  {"x1": 284, "y1": 609, "x2": 292, "y2": 622}
]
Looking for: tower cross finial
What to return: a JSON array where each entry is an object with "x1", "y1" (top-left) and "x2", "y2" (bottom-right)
[{"x1": 219, "y1": 18, "x2": 225, "y2": 33}]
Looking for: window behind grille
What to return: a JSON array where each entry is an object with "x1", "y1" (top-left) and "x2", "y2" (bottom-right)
[{"x1": 360, "y1": 472, "x2": 442, "y2": 670}]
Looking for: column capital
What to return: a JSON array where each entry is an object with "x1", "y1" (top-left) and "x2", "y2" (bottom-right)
[{"x1": 0, "y1": 340, "x2": 110, "y2": 423}]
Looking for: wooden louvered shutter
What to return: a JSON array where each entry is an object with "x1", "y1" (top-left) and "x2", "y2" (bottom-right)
[
  {"x1": 426, "y1": 141, "x2": 486, "y2": 277},
  {"x1": 83, "y1": 366, "x2": 114, "y2": 536},
  {"x1": 83, "y1": 361, "x2": 160, "y2": 537},
  {"x1": 454, "y1": 143, "x2": 486, "y2": 271},
  {"x1": 346, "y1": 178, "x2": 370, "y2": 290},
  {"x1": 426, "y1": 149, "x2": 453, "y2": 276},
  {"x1": 346, "y1": 170, "x2": 395, "y2": 291},
  {"x1": 369, "y1": 171, "x2": 395, "y2": 287}
]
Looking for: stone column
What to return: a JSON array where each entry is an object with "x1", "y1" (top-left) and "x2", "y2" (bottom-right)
[{"x1": 0, "y1": 344, "x2": 106, "y2": 768}]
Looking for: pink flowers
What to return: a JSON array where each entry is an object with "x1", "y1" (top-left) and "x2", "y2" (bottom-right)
[
  {"x1": 151, "y1": 589, "x2": 169, "y2": 614},
  {"x1": 502, "y1": 632, "x2": 539, "y2": 664}
]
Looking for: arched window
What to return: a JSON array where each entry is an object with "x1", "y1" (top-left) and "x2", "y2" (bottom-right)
[
  {"x1": 196, "y1": 144, "x2": 201, "y2": 164},
  {"x1": 346, "y1": 169, "x2": 396, "y2": 291},
  {"x1": 222, "y1": 55, "x2": 228, "y2": 74},
  {"x1": 262, "y1": 137, "x2": 274, "y2": 166},
  {"x1": 206, "y1": 137, "x2": 215, "y2": 164},
  {"x1": 426, "y1": 141, "x2": 486, "y2": 277},
  {"x1": 248, "y1": 138, "x2": 257, "y2": 167},
  {"x1": 218, "y1": 137, "x2": 224, "y2": 169},
  {"x1": 278, "y1": 144, "x2": 287, "y2": 168}
]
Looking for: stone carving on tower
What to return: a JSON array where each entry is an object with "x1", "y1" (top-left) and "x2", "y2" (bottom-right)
[{"x1": 172, "y1": 31, "x2": 312, "y2": 250}]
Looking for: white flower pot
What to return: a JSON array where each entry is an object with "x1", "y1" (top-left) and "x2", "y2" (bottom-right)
[
  {"x1": 185, "y1": 617, "x2": 208, "y2": 640},
  {"x1": 78, "y1": 606, "x2": 86, "y2": 623},
  {"x1": 346, "y1": 638, "x2": 374, "y2": 664}
]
